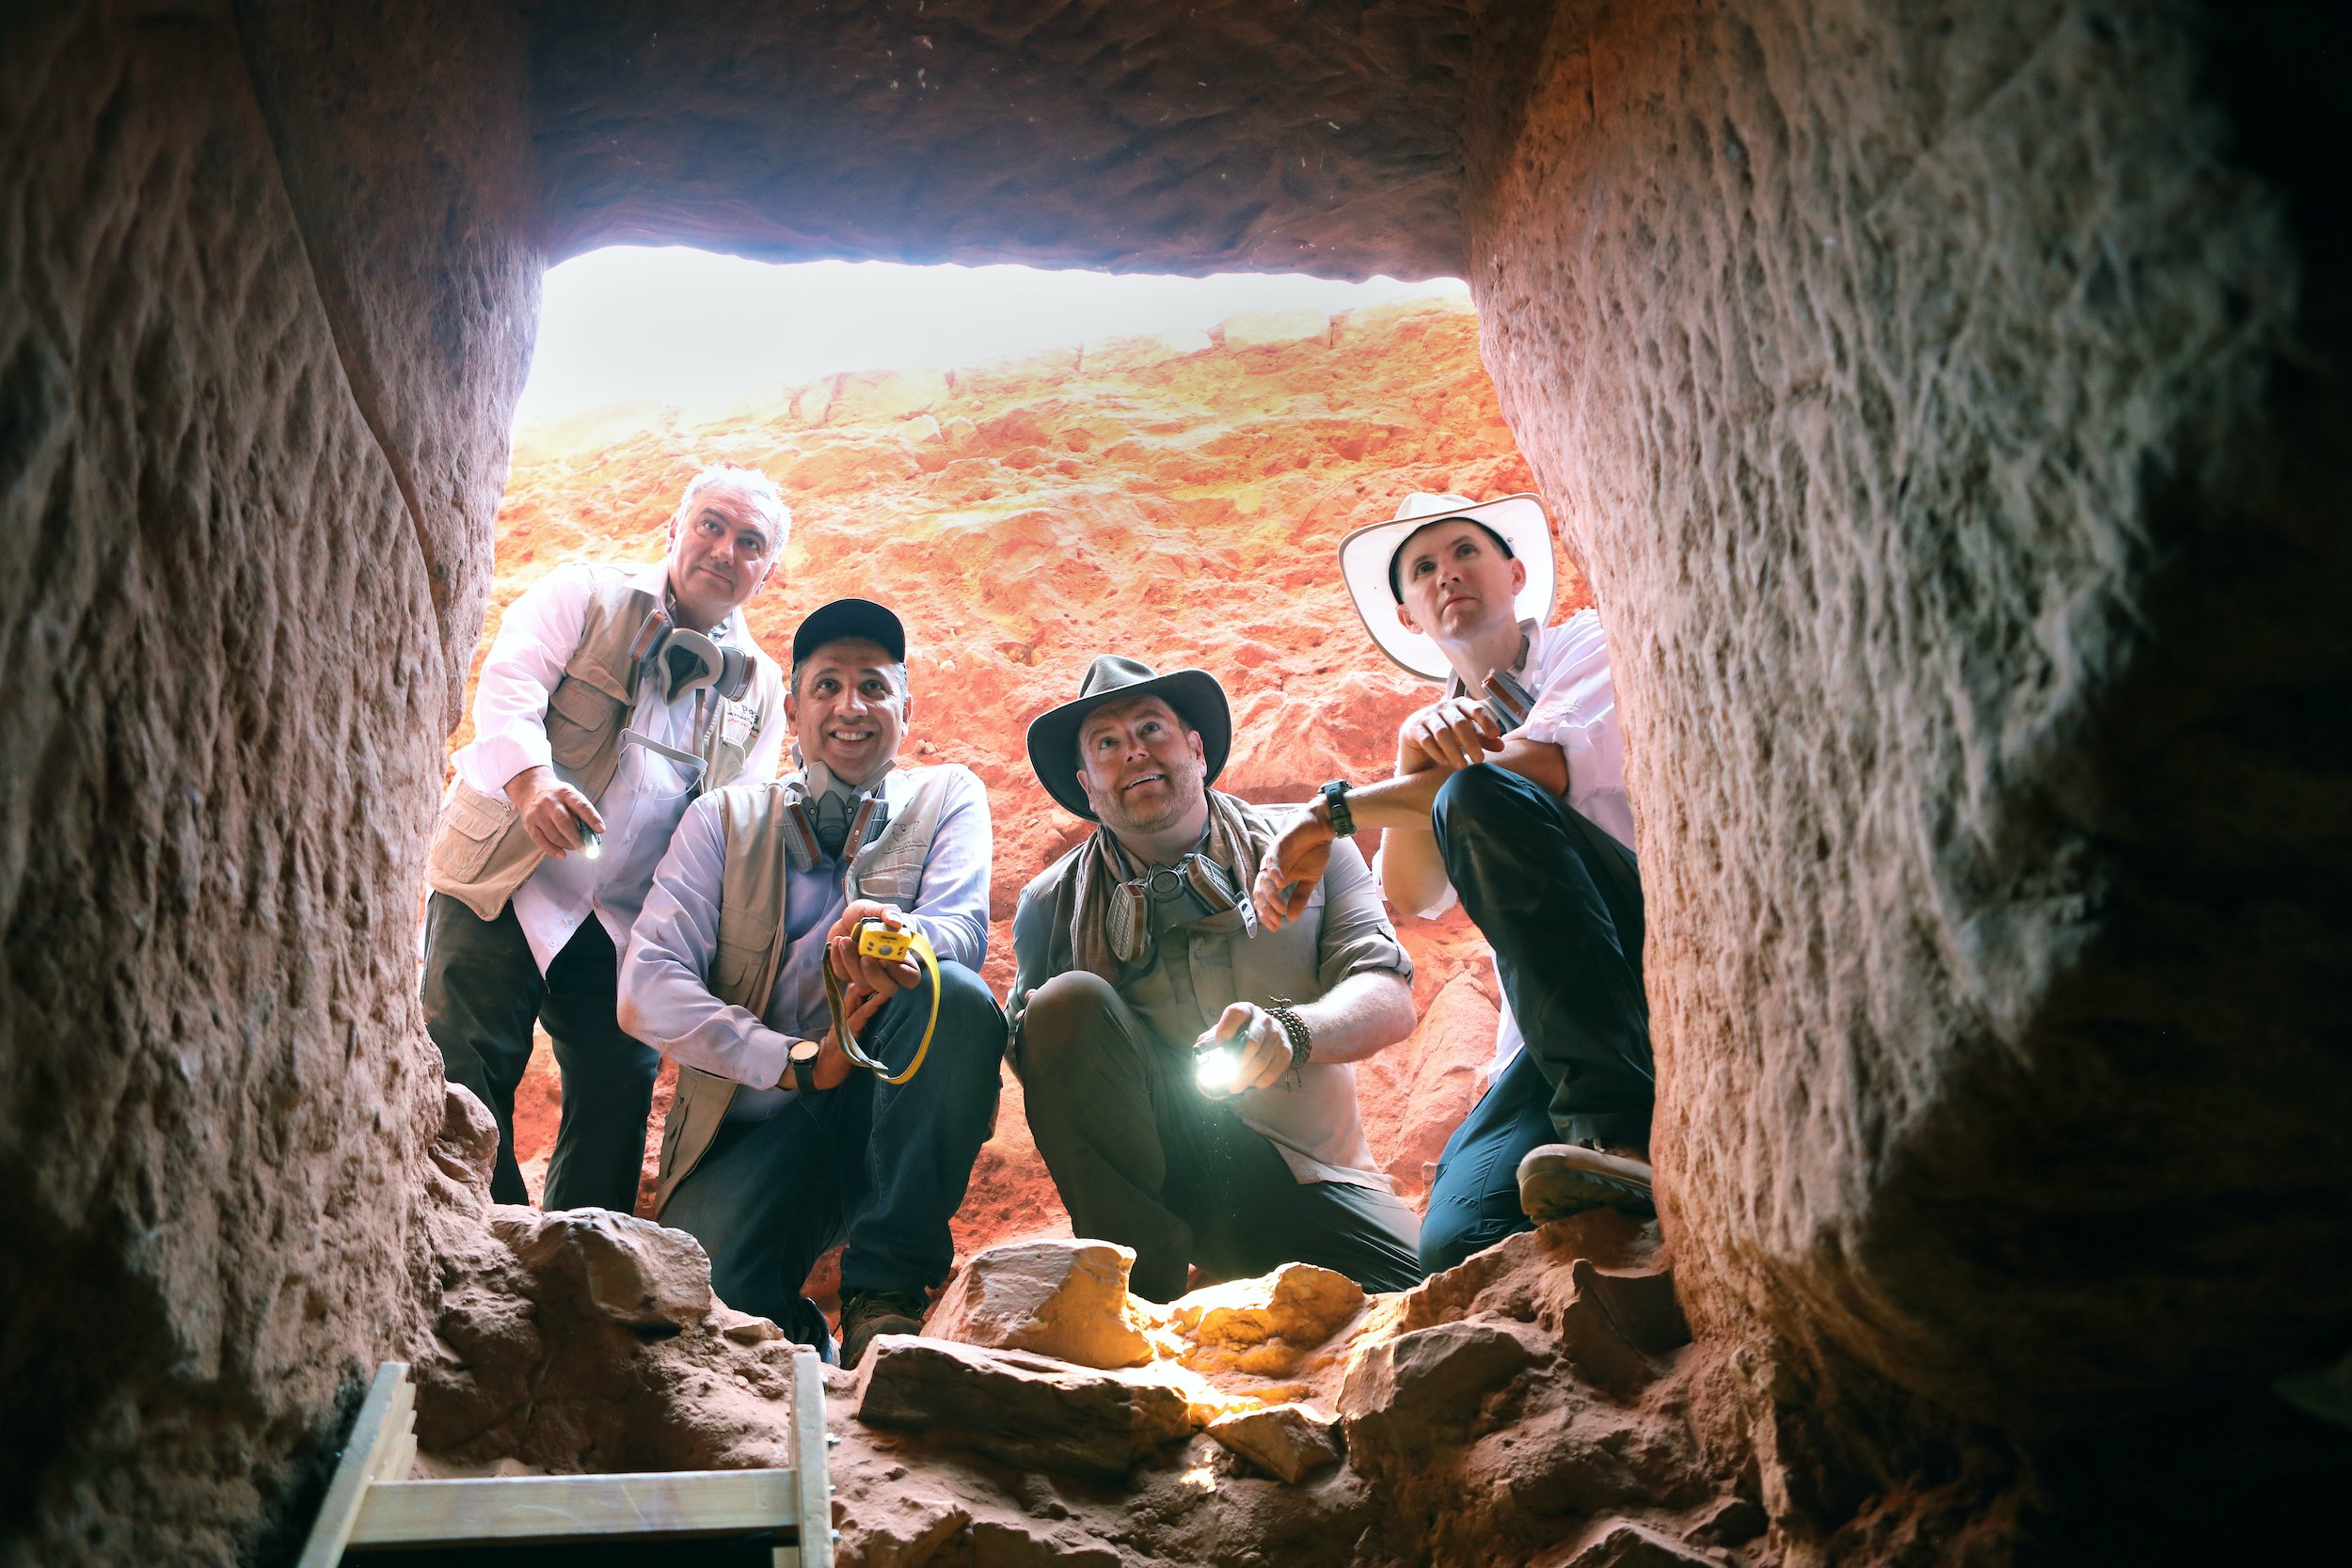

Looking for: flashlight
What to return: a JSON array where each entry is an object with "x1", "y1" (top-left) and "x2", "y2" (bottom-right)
[
  {"x1": 1193, "y1": 1039, "x2": 1242, "y2": 1091},
  {"x1": 856, "y1": 921, "x2": 914, "y2": 963},
  {"x1": 578, "y1": 820, "x2": 603, "y2": 861}
]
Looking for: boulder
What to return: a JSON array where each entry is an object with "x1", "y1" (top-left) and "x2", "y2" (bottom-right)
[
  {"x1": 1338, "y1": 1321, "x2": 1546, "y2": 1452},
  {"x1": 1167, "y1": 1263, "x2": 1366, "y2": 1376},
  {"x1": 856, "y1": 1336, "x2": 1196, "y2": 1483},
  {"x1": 1555, "y1": 1521, "x2": 1724, "y2": 1568},
  {"x1": 928, "y1": 1239, "x2": 1154, "y2": 1369},
  {"x1": 1206, "y1": 1403, "x2": 1343, "y2": 1484},
  {"x1": 497, "y1": 1209, "x2": 713, "y2": 1332}
]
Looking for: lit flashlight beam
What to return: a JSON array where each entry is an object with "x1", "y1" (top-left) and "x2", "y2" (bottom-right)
[
  {"x1": 578, "y1": 821, "x2": 603, "y2": 860},
  {"x1": 1194, "y1": 1044, "x2": 1241, "y2": 1089}
]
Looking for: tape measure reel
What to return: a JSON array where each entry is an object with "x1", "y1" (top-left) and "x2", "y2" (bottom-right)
[{"x1": 822, "y1": 918, "x2": 940, "y2": 1085}]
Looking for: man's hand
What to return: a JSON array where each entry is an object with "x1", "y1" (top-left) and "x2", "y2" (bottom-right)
[
  {"x1": 506, "y1": 764, "x2": 606, "y2": 857},
  {"x1": 1396, "y1": 696, "x2": 1503, "y2": 775},
  {"x1": 826, "y1": 899, "x2": 922, "y2": 998},
  {"x1": 811, "y1": 981, "x2": 889, "y2": 1091},
  {"x1": 1253, "y1": 811, "x2": 1334, "y2": 930},
  {"x1": 1196, "y1": 1003, "x2": 1293, "y2": 1097}
]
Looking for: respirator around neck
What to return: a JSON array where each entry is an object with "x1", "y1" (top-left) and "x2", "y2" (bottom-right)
[{"x1": 628, "y1": 608, "x2": 754, "y2": 704}]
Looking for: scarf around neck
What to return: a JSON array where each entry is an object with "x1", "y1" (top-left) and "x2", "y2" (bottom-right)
[{"x1": 1068, "y1": 789, "x2": 1276, "y2": 985}]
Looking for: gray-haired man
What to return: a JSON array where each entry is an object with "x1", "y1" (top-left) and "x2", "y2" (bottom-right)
[{"x1": 422, "y1": 465, "x2": 789, "y2": 1212}]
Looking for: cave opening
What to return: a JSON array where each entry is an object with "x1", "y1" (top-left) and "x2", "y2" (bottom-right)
[{"x1": 472, "y1": 244, "x2": 1549, "y2": 1311}]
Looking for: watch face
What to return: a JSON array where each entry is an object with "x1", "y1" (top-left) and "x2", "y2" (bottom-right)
[{"x1": 790, "y1": 1039, "x2": 821, "y2": 1063}]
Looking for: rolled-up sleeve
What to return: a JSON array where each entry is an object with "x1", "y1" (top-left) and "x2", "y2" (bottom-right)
[
  {"x1": 618, "y1": 796, "x2": 796, "y2": 1090},
  {"x1": 452, "y1": 565, "x2": 591, "y2": 797},
  {"x1": 1515, "y1": 617, "x2": 1615, "y2": 784},
  {"x1": 900, "y1": 768, "x2": 993, "y2": 971},
  {"x1": 1312, "y1": 838, "x2": 1414, "y2": 993}
]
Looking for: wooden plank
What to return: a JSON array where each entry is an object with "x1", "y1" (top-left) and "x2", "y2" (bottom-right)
[
  {"x1": 348, "y1": 1470, "x2": 800, "y2": 1547},
  {"x1": 294, "y1": 1362, "x2": 412, "y2": 1568},
  {"x1": 791, "y1": 1347, "x2": 834, "y2": 1568}
]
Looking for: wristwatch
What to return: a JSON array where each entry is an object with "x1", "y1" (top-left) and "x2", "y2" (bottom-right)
[
  {"x1": 787, "y1": 1037, "x2": 823, "y2": 1093},
  {"x1": 1319, "y1": 779, "x2": 1357, "y2": 837}
]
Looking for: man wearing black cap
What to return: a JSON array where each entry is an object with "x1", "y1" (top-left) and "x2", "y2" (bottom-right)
[
  {"x1": 619, "y1": 599, "x2": 1006, "y2": 1364},
  {"x1": 1007, "y1": 656, "x2": 1423, "y2": 1301}
]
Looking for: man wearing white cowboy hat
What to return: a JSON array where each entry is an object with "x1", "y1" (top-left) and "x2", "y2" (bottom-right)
[
  {"x1": 1251, "y1": 492, "x2": 1652, "y2": 1275},
  {"x1": 421, "y1": 464, "x2": 790, "y2": 1213},
  {"x1": 1007, "y1": 655, "x2": 1424, "y2": 1301}
]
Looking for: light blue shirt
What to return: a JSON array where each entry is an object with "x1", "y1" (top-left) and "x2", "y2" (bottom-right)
[{"x1": 619, "y1": 765, "x2": 993, "y2": 1118}]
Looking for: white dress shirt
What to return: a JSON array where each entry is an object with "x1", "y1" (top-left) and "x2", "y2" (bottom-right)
[
  {"x1": 619, "y1": 765, "x2": 993, "y2": 1117},
  {"x1": 449, "y1": 561, "x2": 786, "y2": 973},
  {"x1": 1375, "y1": 609, "x2": 1633, "y2": 1072}
]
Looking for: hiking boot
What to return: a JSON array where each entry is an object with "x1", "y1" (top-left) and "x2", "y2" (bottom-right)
[
  {"x1": 838, "y1": 1289, "x2": 928, "y2": 1368},
  {"x1": 1518, "y1": 1142, "x2": 1655, "y2": 1222}
]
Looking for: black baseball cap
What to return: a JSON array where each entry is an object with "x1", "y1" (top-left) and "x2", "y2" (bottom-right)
[{"x1": 791, "y1": 598, "x2": 906, "y2": 664}]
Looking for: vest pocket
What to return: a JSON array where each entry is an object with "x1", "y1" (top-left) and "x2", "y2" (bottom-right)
[
  {"x1": 430, "y1": 782, "x2": 516, "y2": 883},
  {"x1": 711, "y1": 937, "x2": 769, "y2": 1006},
  {"x1": 545, "y1": 674, "x2": 622, "y2": 771}
]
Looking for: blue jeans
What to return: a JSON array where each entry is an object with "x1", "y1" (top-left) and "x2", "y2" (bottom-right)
[
  {"x1": 657, "y1": 959, "x2": 1007, "y2": 1349},
  {"x1": 1418, "y1": 765, "x2": 1652, "y2": 1275}
]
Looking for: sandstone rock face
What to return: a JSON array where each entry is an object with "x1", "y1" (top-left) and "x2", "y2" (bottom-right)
[
  {"x1": 1464, "y1": 0, "x2": 2352, "y2": 1539},
  {"x1": 0, "y1": 5, "x2": 534, "y2": 1560},
  {"x1": 928, "y1": 1240, "x2": 1155, "y2": 1370},
  {"x1": 1167, "y1": 1263, "x2": 1368, "y2": 1379},
  {"x1": 532, "y1": 2, "x2": 1470, "y2": 278},
  {"x1": 497, "y1": 1209, "x2": 714, "y2": 1333}
]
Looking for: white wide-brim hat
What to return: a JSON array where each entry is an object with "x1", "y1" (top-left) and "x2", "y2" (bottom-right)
[{"x1": 1339, "y1": 493, "x2": 1555, "y2": 680}]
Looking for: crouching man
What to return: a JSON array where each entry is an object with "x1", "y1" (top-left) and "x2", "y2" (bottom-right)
[
  {"x1": 1009, "y1": 656, "x2": 1423, "y2": 1302},
  {"x1": 1254, "y1": 494, "x2": 1651, "y2": 1277},
  {"x1": 619, "y1": 599, "x2": 1006, "y2": 1365},
  {"x1": 422, "y1": 464, "x2": 789, "y2": 1212}
]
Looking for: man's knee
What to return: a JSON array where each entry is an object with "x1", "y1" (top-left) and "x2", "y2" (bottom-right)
[
  {"x1": 1416, "y1": 1205, "x2": 1522, "y2": 1278},
  {"x1": 1016, "y1": 970, "x2": 1124, "y2": 1083},
  {"x1": 1432, "y1": 763, "x2": 1550, "y2": 850},
  {"x1": 892, "y1": 960, "x2": 1006, "y2": 1093}
]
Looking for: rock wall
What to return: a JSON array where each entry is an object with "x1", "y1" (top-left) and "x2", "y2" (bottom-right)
[
  {"x1": 0, "y1": 3, "x2": 536, "y2": 1561},
  {"x1": 1464, "y1": 0, "x2": 2351, "y2": 1544}
]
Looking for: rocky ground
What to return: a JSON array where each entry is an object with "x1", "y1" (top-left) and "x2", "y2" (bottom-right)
[
  {"x1": 481, "y1": 293, "x2": 1565, "y2": 1282},
  {"x1": 419, "y1": 1085, "x2": 1759, "y2": 1568}
]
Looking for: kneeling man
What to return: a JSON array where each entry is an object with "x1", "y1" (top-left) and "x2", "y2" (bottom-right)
[
  {"x1": 619, "y1": 599, "x2": 1005, "y2": 1365},
  {"x1": 1255, "y1": 494, "x2": 1651, "y2": 1276},
  {"x1": 1009, "y1": 657, "x2": 1423, "y2": 1302}
]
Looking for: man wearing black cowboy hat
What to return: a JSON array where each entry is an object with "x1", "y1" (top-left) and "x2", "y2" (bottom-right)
[
  {"x1": 1253, "y1": 493, "x2": 1652, "y2": 1276},
  {"x1": 421, "y1": 464, "x2": 789, "y2": 1213},
  {"x1": 618, "y1": 598, "x2": 1005, "y2": 1365},
  {"x1": 1007, "y1": 656, "x2": 1423, "y2": 1302}
]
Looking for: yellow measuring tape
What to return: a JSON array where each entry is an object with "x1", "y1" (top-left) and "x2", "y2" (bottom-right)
[{"x1": 822, "y1": 919, "x2": 940, "y2": 1085}]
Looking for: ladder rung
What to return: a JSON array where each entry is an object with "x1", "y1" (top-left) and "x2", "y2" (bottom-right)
[{"x1": 347, "y1": 1470, "x2": 801, "y2": 1548}]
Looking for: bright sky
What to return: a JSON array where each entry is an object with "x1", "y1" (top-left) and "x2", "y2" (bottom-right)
[{"x1": 516, "y1": 246, "x2": 1470, "y2": 420}]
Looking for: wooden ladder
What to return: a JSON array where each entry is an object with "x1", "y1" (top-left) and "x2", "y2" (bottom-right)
[{"x1": 294, "y1": 1353, "x2": 834, "y2": 1568}]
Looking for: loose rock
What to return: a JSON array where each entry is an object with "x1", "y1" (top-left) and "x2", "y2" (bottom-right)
[
  {"x1": 928, "y1": 1239, "x2": 1154, "y2": 1370},
  {"x1": 856, "y1": 1335, "x2": 1196, "y2": 1483},
  {"x1": 497, "y1": 1208, "x2": 713, "y2": 1332},
  {"x1": 1206, "y1": 1402, "x2": 1343, "y2": 1483}
]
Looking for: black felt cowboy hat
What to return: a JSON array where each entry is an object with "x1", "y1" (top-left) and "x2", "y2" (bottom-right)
[{"x1": 1025, "y1": 656, "x2": 1232, "y2": 821}]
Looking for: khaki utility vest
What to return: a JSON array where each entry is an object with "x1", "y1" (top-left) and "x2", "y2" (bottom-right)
[
  {"x1": 425, "y1": 566, "x2": 784, "y2": 922},
  {"x1": 652, "y1": 766, "x2": 968, "y2": 1213}
]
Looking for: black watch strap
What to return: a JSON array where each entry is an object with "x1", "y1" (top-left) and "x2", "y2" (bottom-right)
[
  {"x1": 1320, "y1": 779, "x2": 1357, "y2": 837},
  {"x1": 787, "y1": 1038, "x2": 822, "y2": 1093}
]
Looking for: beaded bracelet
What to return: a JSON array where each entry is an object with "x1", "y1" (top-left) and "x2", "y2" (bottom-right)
[{"x1": 1265, "y1": 1001, "x2": 1312, "y2": 1068}]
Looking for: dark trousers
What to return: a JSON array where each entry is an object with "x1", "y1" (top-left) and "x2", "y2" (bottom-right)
[
  {"x1": 658, "y1": 961, "x2": 1007, "y2": 1350},
  {"x1": 421, "y1": 892, "x2": 660, "y2": 1212},
  {"x1": 1016, "y1": 971, "x2": 1424, "y2": 1302},
  {"x1": 1419, "y1": 765, "x2": 1653, "y2": 1275}
]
